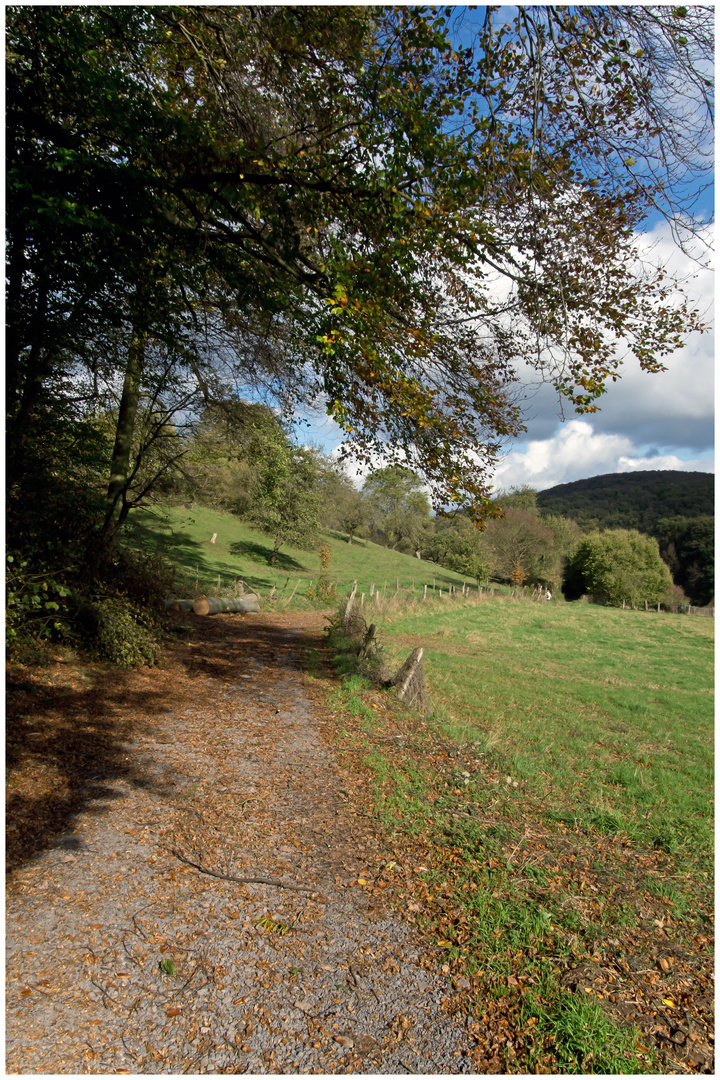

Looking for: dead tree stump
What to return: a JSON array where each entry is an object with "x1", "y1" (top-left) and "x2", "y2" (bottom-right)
[
  {"x1": 387, "y1": 646, "x2": 427, "y2": 713},
  {"x1": 358, "y1": 623, "x2": 377, "y2": 659}
]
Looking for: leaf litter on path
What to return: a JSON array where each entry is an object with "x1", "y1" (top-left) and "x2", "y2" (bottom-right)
[{"x1": 6, "y1": 611, "x2": 478, "y2": 1074}]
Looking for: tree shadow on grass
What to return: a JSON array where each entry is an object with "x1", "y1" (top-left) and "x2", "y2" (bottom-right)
[{"x1": 229, "y1": 539, "x2": 306, "y2": 571}]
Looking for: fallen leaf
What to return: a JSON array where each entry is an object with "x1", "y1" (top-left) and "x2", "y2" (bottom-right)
[
  {"x1": 335, "y1": 1035, "x2": 355, "y2": 1049},
  {"x1": 166, "y1": 1007, "x2": 182, "y2": 1017}
]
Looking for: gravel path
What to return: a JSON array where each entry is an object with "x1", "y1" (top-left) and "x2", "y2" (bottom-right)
[{"x1": 6, "y1": 613, "x2": 475, "y2": 1074}]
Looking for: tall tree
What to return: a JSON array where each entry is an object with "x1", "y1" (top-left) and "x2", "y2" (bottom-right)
[
  {"x1": 7, "y1": 4, "x2": 712, "y2": 539},
  {"x1": 362, "y1": 467, "x2": 432, "y2": 552},
  {"x1": 243, "y1": 428, "x2": 324, "y2": 566}
]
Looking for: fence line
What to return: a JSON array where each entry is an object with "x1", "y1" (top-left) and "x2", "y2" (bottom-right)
[{"x1": 175, "y1": 565, "x2": 713, "y2": 617}]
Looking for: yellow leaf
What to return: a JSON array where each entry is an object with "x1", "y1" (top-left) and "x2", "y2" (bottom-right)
[
  {"x1": 357, "y1": 878, "x2": 368, "y2": 885},
  {"x1": 662, "y1": 998, "x2": 676, "y2": 1007}
]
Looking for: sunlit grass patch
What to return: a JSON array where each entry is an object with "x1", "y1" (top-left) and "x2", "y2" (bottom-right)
[
  {"x1": 378, "y1": 600, "x2": 713, "y2": 863},
  {"x1": 324, "y1": 594, "x2": 713, "y2": 1073}
]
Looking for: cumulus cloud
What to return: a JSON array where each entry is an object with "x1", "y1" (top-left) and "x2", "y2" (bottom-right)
[
  {"x1": 491, "y1": 419, "x2": 714, "y2": 491},
  {"x1": 513, "y1": 220, "x2": 714, "y2": 453}
]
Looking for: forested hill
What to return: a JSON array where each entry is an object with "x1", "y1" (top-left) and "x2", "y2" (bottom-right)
[{"x1": 537, "y1": 471, "x2": 714, "y2": 533}]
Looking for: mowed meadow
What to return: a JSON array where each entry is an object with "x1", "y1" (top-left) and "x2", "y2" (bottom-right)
[{"x1": 378, "y1": 598, "x2": 714, "y2": 862}]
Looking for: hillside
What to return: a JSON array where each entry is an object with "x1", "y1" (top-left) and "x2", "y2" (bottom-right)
[
  {"x1": 537, "y1": 470, "x2": 714, "y2": 533},
  {"x1": 126, "y1": 503, "x2": 479, "y2": 604}
]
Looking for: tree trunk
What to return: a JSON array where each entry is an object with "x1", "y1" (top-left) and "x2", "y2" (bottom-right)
[
  {"x1": 269, "y1": 536, "x2": 283, "y2": 567},
  {"x1": 6, "y1": 271, "x2": 54, "y2": 485},
  {"x1": 193, "y1": 596, "x2": 259, "y2": 615},
  {"x1": 102, "y1": 325, "x2": 146, "y2": 541}
]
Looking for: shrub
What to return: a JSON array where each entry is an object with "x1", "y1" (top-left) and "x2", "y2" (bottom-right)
[
  {"x1": 306, "y1": 575, "x2": 338, "y2": 603},
  {"x1": 563, "y1": 529, "x2": 673, "y2": 607},
  {"x1": 6, "y1": 554, "x2": 73, "y2": 650},
  {"x1": 82, "y1": 595, "x2": 162, "y2": 667}
]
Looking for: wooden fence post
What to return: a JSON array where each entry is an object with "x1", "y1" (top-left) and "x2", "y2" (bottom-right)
[
  {"x1": 284, "y1": 580, "x2": 302, "y2": 606},
  {"x1": 343, "y1": 580, "x2": 358, "y2": 626}
]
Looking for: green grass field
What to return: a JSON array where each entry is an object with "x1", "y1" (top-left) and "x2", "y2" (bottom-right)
[
  {"x1": 127, "y1": 502, "x2": 481, "y2": 603},
  {"x1": 377, "y1": 597, "x2": 714, "y2": 862}
]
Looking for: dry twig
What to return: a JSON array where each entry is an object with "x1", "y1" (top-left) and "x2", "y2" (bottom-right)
[{"x1": 166, "y1": 847, "x2": 315, "y2": 892}]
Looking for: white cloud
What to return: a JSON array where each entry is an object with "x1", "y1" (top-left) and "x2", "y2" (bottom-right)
[
  {"x1": 491, "y1": 419, "x2": 714, "y2": 491},
  {"x1": 512, "y1": 219, "x2": 714, "y2": 452}
]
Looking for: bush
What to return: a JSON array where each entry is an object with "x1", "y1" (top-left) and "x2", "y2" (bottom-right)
[
  {"x1": 6, "y1": 554, "x2": 72, "y2": 651},
  {"x1": 306, "y1": 575, "x2": 338, "y2": 603},
  {"x1": 7, "y1": 534, "x2": 174, "y2": 667},
  {"x1": 87, "y1": 595, "x2": 162, "y2": 667},
  {"x1": 563, "y1": 529, "x2": 673, "y2": 607},
  {"x1": 75, "y1": 546, "x2": 173, "y2": 666}
]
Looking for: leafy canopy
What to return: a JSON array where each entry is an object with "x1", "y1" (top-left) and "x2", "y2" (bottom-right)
[{"x1": 6, "y1": 5, "x2": 713, "y2": 526}]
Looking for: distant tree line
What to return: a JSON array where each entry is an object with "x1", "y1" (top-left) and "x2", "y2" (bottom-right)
[
  {"x1": 536, "y1": 471, "x2": 714, "y2": 606},
  {"x1": 536, "y1": 471, "x2": 714, "y2": 533},
  {"x1": 160, "y1": 424, "x2": 710, "y2": 608}
]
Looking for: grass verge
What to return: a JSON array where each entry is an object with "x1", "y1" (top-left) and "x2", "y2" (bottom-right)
[{"x1": 315, "y1": 595, "x2": 714, "y2": 1074}]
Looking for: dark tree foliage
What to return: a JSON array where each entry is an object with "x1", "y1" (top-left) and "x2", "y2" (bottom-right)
[{"x1": 654, "y1": 516, "x2": 714, "y2": 606}]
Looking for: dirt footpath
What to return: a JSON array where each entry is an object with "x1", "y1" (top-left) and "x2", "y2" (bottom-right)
[{"x1": 6, "y1": 611, "x2": 475, "y2": 1074}]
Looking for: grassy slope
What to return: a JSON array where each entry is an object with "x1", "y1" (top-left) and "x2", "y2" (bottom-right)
[{"x1": 126, "y1": 502, "x2": 481, "y2": 603}]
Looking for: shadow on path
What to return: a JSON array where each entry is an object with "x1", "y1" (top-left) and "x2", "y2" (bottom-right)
[{"x1": 6, "y1": 611, "x2": 330, "y2": 874}]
